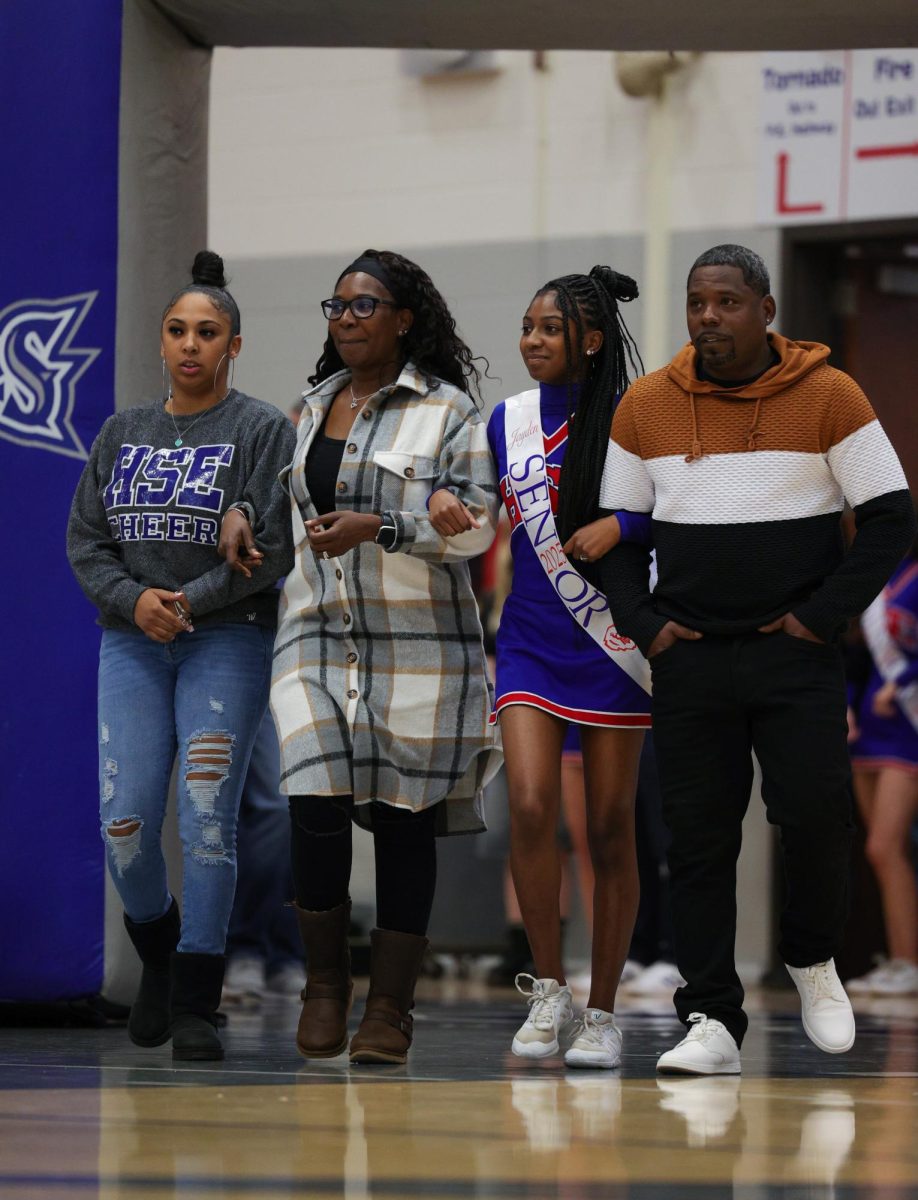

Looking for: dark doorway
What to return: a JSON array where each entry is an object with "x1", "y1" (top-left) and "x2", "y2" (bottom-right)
[{"x1": 782, "y1": 220, "x2": 918, "y2": 491}]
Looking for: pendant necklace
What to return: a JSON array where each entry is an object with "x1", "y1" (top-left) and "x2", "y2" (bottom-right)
[
  {"x1": 349, "y1": 383, "x2": 377, "y2": 409},
  {"x1": 166, "y1": 394, "x2": 209, "y2": 447}
]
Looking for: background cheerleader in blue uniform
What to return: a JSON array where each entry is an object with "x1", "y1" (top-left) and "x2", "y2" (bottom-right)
[
  {"x1": 847, "y1": 530, "x2": 918, "y2": 996},
  {"x1": 430, "y1": 266, "x2": 650, "y2": 1068}
]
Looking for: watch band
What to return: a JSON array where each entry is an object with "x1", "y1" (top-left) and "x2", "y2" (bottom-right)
[{"x1": 375, "y1": 513, "x2": 398, "y2": 550}]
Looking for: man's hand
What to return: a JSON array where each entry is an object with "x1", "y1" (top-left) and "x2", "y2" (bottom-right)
[
  {"x1": 133, "y1": 589, "x2": 188, "y2": 643},
  {"x1": 219, "y1": 508, "x2": 264, "y2": 578},
  {"x1": 429, "y1": 490, "x2": 481, "y2": 537},
  {"x1": 647, "y1": 620, "x2": 702, "y2": 659},
  {"x1": 758, "y1": 612, "x2": 824, "y2": 643},
  {"x1": 562, "y1": 515, "x2": 621, "y2": 564},
  {"x1": 307, "y1": 511, "x2": 383, "y2": 557}
]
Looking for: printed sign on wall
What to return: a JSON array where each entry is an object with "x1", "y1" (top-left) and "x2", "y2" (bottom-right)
[{"x1": 759, "y1": 50, "x2": 918, "y2": 224}]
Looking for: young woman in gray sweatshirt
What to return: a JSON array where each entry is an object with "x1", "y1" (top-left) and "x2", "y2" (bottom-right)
[{"x1": 67, "y1": 251, "x2": 295, "y2": 1061}]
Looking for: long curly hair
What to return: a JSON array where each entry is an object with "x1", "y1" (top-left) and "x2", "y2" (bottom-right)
[
  {"x1": 539, "y1": 267, "x2": 643, "y2": 543},
  {"x1": 308, "y1": 249, "x2": 486, "y2": 401}
]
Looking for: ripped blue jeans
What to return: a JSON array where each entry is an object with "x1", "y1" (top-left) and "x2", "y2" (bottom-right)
[{"x1": 97, "y1": 624, "x2": 273, "y2": 954}]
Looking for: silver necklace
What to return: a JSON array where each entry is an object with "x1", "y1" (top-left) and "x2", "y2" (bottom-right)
[
  {"x1": 349, "y1": 383, "x2": 377, "y2": 409},
  {"x1": 166, "y1": 394, "x2": 210, "y2": 447}
]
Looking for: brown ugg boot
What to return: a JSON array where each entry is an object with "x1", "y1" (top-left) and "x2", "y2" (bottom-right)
[
  {"x1": 294, "y1": 900, "x2": 353, "y2": 1057},
  {"x1": 349, "y1": 928, "x2": 429, "y2": 1065}
]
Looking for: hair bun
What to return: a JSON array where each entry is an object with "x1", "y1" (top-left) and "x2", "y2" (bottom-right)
[
  {"x1": 191, "y1": 250, "x2": 227, "y2": 289},
  {"x1": 589, "y1": 265, "x2": 639, "y2": 304}
]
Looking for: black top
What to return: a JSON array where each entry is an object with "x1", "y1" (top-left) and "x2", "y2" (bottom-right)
[{"x1": 304, "y1": 425, "x2": 346, "y2": 517}]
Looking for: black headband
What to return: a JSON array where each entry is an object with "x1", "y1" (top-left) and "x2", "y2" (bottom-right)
[{"x1": 336, "y1": 256, "x2": 401, "y2": 302}]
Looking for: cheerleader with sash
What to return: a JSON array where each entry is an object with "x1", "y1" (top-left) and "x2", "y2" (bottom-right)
[{"x1": 430, "y1": 267, "x2": 651, "y2": 1067}]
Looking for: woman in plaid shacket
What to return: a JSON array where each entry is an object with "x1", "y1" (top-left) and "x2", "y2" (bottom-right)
[{"x1": 225, "y1": 250, "x2": 500, "y2": 1066}]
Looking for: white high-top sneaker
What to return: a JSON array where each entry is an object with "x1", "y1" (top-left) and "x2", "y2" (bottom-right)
[
  {"x1": 564, "y1": 1008, "x2": 622, "y2": 1069},
  {"x1": 656, "y1": 1013, "x2": 741, "y2": 1075},
  {"x1": 786, "y1": 959, "x2": 855, "y2": 1053},
  {"x1": 511, "y1": 974, "x2": 573, "y2": 1058}
]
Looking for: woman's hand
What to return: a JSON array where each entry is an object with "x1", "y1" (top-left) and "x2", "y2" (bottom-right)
[
  {"x1": 218, "y1": 508, "x2": 264, "y2": 578},
  {"x1": 872, "y1": 679, "x2": 899, "y2": 719},
  {"x1": 562, "y1": 515, "x2": 621, "y2": 565},
  {"x1": 846, "y1": 705, "x2": 860, "y2": 743},
  {"x1": 133, "y1": 589, "x2": 190, "y2": 643},
  {"x1": 429, "y1": 489, "x2": 481, "y2": 537},
  {"x1": 307, "y1": 511, "x2": 383, "y2": 557}
]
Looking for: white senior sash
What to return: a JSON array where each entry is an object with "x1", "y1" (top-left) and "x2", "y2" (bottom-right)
[
  {"x1": 861, "y1": 591, "x2": 918, "y2": 735},
  {"x1": 504, "y1": 390, "x2": 651, "y2": 695}
]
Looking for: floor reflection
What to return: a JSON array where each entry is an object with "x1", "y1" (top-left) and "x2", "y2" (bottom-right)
[{"x1": 0, "y1": 985, "x2": 915, "y2": 1198}]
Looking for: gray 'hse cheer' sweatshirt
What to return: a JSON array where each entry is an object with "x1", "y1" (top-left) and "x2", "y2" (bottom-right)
[{"x1": 67, "y1": 389, "x2": 296, "y2": 629}]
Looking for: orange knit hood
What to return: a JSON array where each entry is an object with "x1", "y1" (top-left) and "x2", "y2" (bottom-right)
[{"x1": 666, "y1": 332, "x2": 831, "y2": 462}]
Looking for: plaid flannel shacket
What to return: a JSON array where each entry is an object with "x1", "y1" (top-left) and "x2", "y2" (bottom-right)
[{"x1": 271, "y1": 364, "x2": 502, "y2": 834}]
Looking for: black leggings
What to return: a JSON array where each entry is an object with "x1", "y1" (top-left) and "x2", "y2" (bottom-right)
[{"x1": 290, "y1": 794, "x2": 438, "y2": 937}]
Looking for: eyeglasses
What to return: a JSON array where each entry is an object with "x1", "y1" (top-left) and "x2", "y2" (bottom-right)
[{"x1": 320, "y1": 296, "x2": 399, "y2": 320}]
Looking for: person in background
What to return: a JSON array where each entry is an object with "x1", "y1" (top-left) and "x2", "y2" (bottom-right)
[
  {"x1": 847, "y1": 528, "x2": 918, "y2": 996},
  {"x1": 430, "y1": 265, "x2": 650, "y2": 1069},
  {"x1": 620, "y1": 733, "x2": 685, "y2": 997},
  {"x1": 222, "y1": 398, "x2": 309, "y2": 1008},
  {"x1": 67, "y1": 251, "x2": 295, "y2": 1060},
  {"x1": 222, "y1": 712, "x2": 306, "y2": 1004},
  {"x1": 600, "y1": 243, "x2": 915, "y2": 1074}
]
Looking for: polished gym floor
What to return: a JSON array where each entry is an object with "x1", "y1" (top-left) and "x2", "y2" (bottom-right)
[{"x1": 1, "y1": 979, "x2": 916, "y2": 1199}]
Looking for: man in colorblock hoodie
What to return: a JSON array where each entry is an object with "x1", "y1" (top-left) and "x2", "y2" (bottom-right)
[{"x1": 598, "y1": 244, "x2": 915, "y2": 1075}]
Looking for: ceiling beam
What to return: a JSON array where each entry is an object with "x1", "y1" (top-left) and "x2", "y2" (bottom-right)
[{"x1": 153, "y1": 0, "x2": 918, "y2": 52}]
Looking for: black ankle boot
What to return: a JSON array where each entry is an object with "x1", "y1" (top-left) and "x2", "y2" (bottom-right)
[
  {"x1": 170, "y1": 952, "x2": 226, "y2": 1061},
  {"x1": 123, "y1": 898, "x2": 181, "y2": 1047}
]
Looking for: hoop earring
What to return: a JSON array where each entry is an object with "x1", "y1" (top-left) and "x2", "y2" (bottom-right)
[
  {"x1": 227, "y1": 355, "x2": 235, "y2": 397},
  {"x1": 213, "y1": 352, "x2": 235, "y2": 401},
  {"x1": 161, "y1": 358, "x2": 172, "y2": 404}
]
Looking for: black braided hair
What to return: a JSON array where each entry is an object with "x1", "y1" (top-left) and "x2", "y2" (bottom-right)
[
  {"x1": 162, "y1": 250, "x2": 241, "y2": 336},
  {"x1": 537, "y1": 267, "x2": 643, "y2": 543},
  {"x1": 309, "y1": 249, "x2": 487, "y2": 402}
]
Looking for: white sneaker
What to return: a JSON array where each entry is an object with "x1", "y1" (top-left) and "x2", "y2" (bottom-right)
[
  {"x1": 221, "y1": 955, "x2": 265, "y2": 1006},
  {"x1": 845, "y1": 960, "x2": 889, "y2": 995},
  {"x1": 656, "y1": 1013, "x2": 741, "y2": 1075},
  {"x1": 564, "y1": 1008, "x2": 622, "y2": 1069},
  {"x1": 265, "y1": 961, "x2": 307, "y2": 997},
  {"x1": 786, "y1": 959, "x2": 855, "y2": 1054},
  {"x1": 657, "y1": 1076, "x2": 741, "y2": 1146},
  {"x1": 620, "y1": 958, "x2": 642, "y2": 986},
  {"x1": 869, "y1": 958, "x2": 918, "y2": 996},
  {"x1": 626, "y1": 960, "x2": 687, "y2": 996},
  {"x1": 511, "y1": 974, "x2": 573, "y2": 1058}
]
